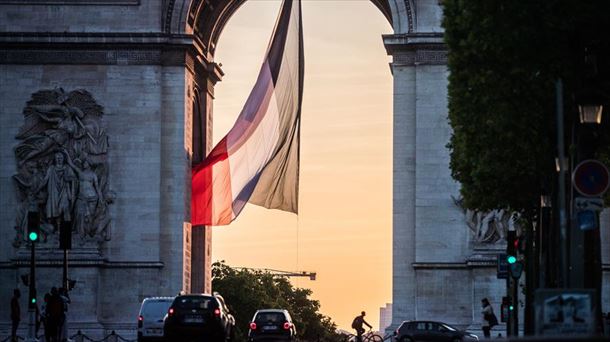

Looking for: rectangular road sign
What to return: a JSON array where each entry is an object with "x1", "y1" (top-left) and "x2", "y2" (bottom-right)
[{"x1": 497, "y1": 253, "x2": 508, "y2": 279}]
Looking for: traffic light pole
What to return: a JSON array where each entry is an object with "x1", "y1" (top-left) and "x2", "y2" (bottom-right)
[
  {"x1": 63, "y1": 248, "x2": 68, "y2": 290},
  {"x1": 26, "y1": 241, "x2": 37, "y2": 342},
  {"x1": 506, "y1": 276, "x2": 519, "y2": 337}
]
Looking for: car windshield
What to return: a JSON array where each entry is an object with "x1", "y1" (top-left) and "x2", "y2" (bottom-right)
[
  {"x1": 142, "y1": 301, "x2": 173, "y2": 317},
  {"x1": 174, "y1": 297, "x2": 215, "y2": 310},
  {"x1": 256, "y1": 312, "x2": 286, "y2": 323}
]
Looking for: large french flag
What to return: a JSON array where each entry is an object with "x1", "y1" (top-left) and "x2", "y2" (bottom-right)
[{"x1": 191, "y1": 0, "x2": 304, "y2": 226}]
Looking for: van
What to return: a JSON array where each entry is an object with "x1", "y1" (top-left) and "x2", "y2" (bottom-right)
[{"x1": 137, "y1": 297, "x2": 175, "y2": 342}]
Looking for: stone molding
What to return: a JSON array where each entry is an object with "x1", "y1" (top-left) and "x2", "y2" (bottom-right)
[
  {"x1": 0, "y1": 0, "x2": 139, "y2": 4},
  {"x1": 412, "y1": 262, "x2": 468, "y2": 269},
  {"x1": 1, "y1": 260, "x2": 164, "y2": 268},
  {"x1": 413, "y1": 260, "x2": 497, "y2": 269},
  {"x1": 0, "y1": 32, "x2": 191, "y2": 44},
  {"x1": 406, "y1": 0, "x2": 415, "y2": 33},
  {"x1": 0, "y1": 49, "x2": 172, "y2": 65},
  {"x1": 164, "y1": 0, "x2": 177, "y2": 33},
  {"x1": 0, "y1": 33, "x2": 226, "y2": 78},
  {"x1": 416, "y1": 262, "x2": 610, "y2": 270},
  {"x1": 383, "y1": 33, "x2": 447, "y2": 66},
  {"x1": 392, "y1": 48, "x2": 447, "y2": 66}
]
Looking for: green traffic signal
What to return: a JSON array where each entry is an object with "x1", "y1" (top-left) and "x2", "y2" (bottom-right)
[
  {"x1": 28, "y1": 231, "x2": 39, "y2": 242},
  {"x1": 509, "y1": 305, "x2": 514, "y2": 311},
  {"x1": 507, "y1": 255, "x2": 517, "y2": 264},
  {"x1": 31, "y1": 297, "x2": 36, "y2": 304}
]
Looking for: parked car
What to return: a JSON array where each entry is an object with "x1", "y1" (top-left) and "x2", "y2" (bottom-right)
[
  {"x1": 163, "y1": 293, "x2": 235, "y2": 341},
  {"x1": 393, "y1": 321, "x2": 478, "y2": 342},
  {"x1": 137, "y1": 297, "x2": 175, "y2": 342},
  {"x1": 248, "y1": 309, "x2": 297, "y2": 341}
]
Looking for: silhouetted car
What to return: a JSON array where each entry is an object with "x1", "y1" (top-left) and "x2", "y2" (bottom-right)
[
  {"x1": 248, "y1": 309, "x2": 297, "y2": 341},
  {"x1": 393, "y1": 321, "x2": 478, "y2": 342},
  {"x1": 137, "y1": 297, "x2": 175, "y2": 342},
  {"x1": 163, "y1": 293, "x2": 235, "y2": 341}
]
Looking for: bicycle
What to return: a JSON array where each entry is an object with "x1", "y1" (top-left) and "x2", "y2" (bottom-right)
[{"x1": 344, "y1": 329, "x2": 384, "y2": 342}]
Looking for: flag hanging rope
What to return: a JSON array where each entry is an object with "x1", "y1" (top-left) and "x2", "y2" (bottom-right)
[{"x1": 192, "y1": 0, "x2": 304, "y2": 226}]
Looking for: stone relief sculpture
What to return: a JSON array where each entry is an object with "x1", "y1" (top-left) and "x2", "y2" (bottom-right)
[
  {"x1": 12, "y1": 88, "x2": 113, "y2": 248},
  {"x1": 452, "y1": 196, "x2": 521, "y2": 244}
]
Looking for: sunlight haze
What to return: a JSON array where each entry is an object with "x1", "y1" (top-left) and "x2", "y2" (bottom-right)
[{"x1": 211, "y1": 0, "x2": 393, "y2": 331}]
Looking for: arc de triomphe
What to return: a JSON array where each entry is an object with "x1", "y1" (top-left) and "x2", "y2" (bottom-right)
[{"x1": 2, "y1": 0, "x2": 609, "y2": 337}]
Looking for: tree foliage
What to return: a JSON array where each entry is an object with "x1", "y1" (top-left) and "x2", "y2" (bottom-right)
[
  {"x1": 211, "y1": 261, "x2": 341, "y2": 342},
  {"x1": 443, "y1": 0, "x2": 610, "y2": 214}
]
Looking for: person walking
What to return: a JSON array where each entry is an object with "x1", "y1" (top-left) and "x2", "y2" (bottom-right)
[
  {"x1": 42, "y1": 293, "x2": 52, "y2": 342},
  {"x1": 481, "y1": 298, "x2": 498, "y2": 338},
  {"x1": 10, "y1": 289, "x2": 21, "y2": 342},
  {"x1": 351, "y1": 311, "x2": 372, "y2": 342},
  {"x1": 59, "y1": 287, "x2": 71, "y2": 342},
  {"x1": 47, "y1": 287, "x2": 63, "y2": 342}
]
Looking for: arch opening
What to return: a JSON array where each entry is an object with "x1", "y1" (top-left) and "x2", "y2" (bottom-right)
[{"x1": 198, "y1": 0, "x2": 394, "y2": 331}]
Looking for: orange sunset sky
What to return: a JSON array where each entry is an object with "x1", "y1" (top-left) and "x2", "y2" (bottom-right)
[{"x1": 211, "y1": 0, "x2": 393, "y2": 331}]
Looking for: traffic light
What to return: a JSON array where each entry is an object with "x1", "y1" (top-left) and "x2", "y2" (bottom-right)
[
  {"x1": 500, "y1": 296, "x2": 510, "y2": 322},
  {"x1": 27, "y1": 212, "x2": 40, "y2": 242},
  {"x1": 506, "y1": 230, "x2": 517, "y2": 264},
  {"x1": 28, "y1": 288, "x2": 37, "y2": 309}
]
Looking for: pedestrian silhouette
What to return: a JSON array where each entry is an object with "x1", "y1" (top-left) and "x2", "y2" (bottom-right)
[
  {"x1": 42, "y1": 292, "x2": 52, "y2": 342},
  {"x1": 47, "y1": 287, "x2": 63, "y2": 342},
  {"x1": 59, "y1": 287, "x2": 71, "y2": 342},
  {"x1": 10, "y1": 288, "x2": 21, "y2": 342},
  {"x1": 481, "y1": 298, "x2": 498, "y2": 338}
]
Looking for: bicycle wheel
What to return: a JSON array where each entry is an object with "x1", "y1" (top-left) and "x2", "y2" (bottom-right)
[{"x1": 364, "y1": 333, "x2": 383, "y2": 342}]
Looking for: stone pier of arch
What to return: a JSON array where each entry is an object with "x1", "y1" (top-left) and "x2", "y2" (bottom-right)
[{"x1": 1, "y1": 0, "x2": 610, "y2": 338}]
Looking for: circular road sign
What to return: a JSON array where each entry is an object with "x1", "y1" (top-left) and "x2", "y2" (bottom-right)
[{"x1": 572, "y1": 159, "x2": 610, "y2": 197}]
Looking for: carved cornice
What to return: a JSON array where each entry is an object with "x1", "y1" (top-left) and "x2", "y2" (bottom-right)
[
  {"x1": 406, "y1": 0, "x2": 415, "y2": 33},
  {"x1": 383, "y1": 33, "x2": 447, "y2": 66},
  {"x1": 0, "y1": 33, "x2": 194, "y2": 66},
  {"x1": 164, "y1": 0, "x2": 177, "y2": 34},
  {"x1": 0, "y1": 0, "x2": 139, "y2": 4},
  {"x1": 391, "y1": 49, "x2": 447, "y2": 66},
  {"x1": 413, "y1": 259, "x2": 498, "y2": 269},
  {"x1": 412, "y1": 262, "x2": 468, "y2": 269},
  {"x1": 0, "y1": 32, "x2": 191, "y2": 44},
  {"x1": 1, "y1": 260, "x2": 164, "y2": 268}
]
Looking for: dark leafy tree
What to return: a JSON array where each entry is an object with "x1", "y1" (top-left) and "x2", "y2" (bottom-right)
[
  {"x1": 212, "y1": 261, "x2": 341, "y2": 342},
  {"x1": 443, "y1": 0, "x2": 610, "y2": 215}
]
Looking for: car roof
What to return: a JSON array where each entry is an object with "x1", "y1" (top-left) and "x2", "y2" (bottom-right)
[
  {"x1": 400, "y1": 320, "x2": 460, "y2": 329},
  {"x1": 175, "y1": 293, "x2": 216, "y2": 299},
  {"x1": 255, "y1": 309, "x2": 289, "y2": 313},
  {"x1": 400, "y1": 320, "x2": 455, "y2": 325},
  {"x1": 142, "y1": 297, "x2": 175, "y2": 302}
]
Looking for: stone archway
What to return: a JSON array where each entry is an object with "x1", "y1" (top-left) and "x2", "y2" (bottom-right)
[
  {"x1": 164, "y1": 0, "x2": 402, "y2": 296},
  {"x1": 165, "y1": 0, "x2": 454, "y2": 331}
]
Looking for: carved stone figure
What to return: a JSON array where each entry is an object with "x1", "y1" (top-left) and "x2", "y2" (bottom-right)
[
  {"x1": 452, "y1": 196, "x2": 521, "y2": 244},
  {"x1": 40, "y1": 152, "x2": 76, "y2": 224},
  {"x1": 13, "y1": 88, "x2": 112, "y2": 248},
  {"x1": 65, "y1": 152, "x2": 104, "y2": 239}
]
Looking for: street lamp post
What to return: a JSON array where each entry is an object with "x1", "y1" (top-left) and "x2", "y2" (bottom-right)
[
  {"x1": 556, "y1": 78, "x2": 570, "y2": 288},
  {"x1": 572, "y1": 100, "x2": 604, "y2": 333}
]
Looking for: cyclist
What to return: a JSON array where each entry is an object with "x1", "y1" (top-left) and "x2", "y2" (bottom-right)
[{"x1": 351, "y1": 311, "x2": 372, "y2": 342}]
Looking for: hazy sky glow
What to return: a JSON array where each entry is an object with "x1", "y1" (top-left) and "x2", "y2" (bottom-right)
[{"x1": 211, "y1": 0, "x2": 393, "y2": 331}]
